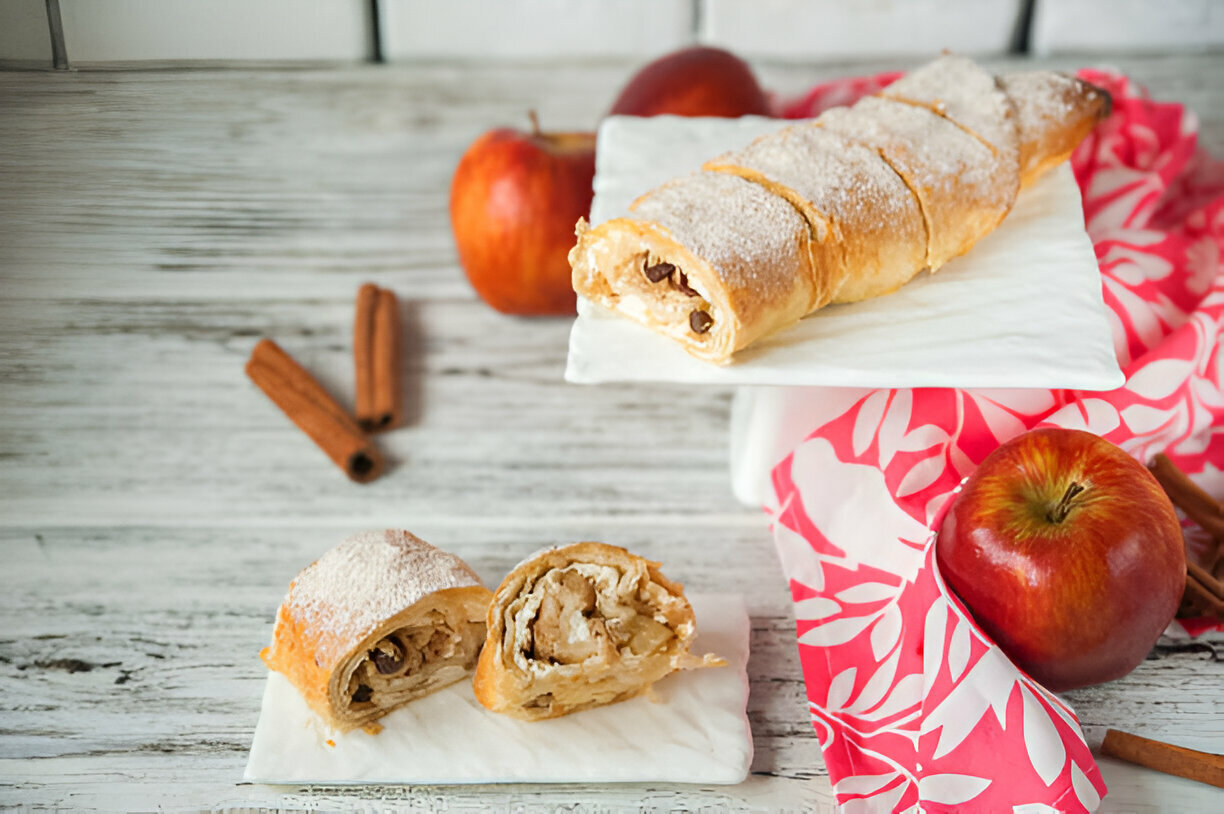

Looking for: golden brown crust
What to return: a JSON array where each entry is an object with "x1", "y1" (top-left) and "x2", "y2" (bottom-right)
[
  {"x1": 999, "y1": 72, "x2": 1111, "y2": 188},
  {"x1": 261, "y1": 530, "x2": 492, "y2": 732},
  {"x1": 473, "y1": 542, "x2": 720, "y2": 721},
  {"x1": 878, "y1": 54, "x2": 1021, "y2": 167}
]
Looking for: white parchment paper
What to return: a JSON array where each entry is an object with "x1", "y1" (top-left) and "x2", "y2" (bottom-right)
[
  {"x1": 244, "y1": 593, "x2": 752, "y2": 785},
  {"x1": 565, "y1": 115, "x2": 1122, "y2": 390}
]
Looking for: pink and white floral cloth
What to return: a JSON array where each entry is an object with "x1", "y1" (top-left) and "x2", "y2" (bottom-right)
[{"x1": 768, "y1": 71, "x2": 1224, "y2": 811}]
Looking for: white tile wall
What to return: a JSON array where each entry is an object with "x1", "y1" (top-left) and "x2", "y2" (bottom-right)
[
  {"x1": 379, "y1": 0, "x2": 695, "y2": 60},
  {"x1": 59, "y1": 0, "x2": 373, "y2": 63},
  {"x1": 5, "y1": 0, "x2": 1215, "y2": 67},
  {"x1": 1032, "y1": 0, "x2": 1224, "y2": 55},
  {"x1": 700, "y1": 0, "x2": 1027, "y2": 60},
  {"x1": 0, "y1": 0, "x2": 53, "y2": 65}
]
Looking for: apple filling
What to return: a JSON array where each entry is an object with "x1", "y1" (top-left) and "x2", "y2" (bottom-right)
[
  {"x1": 571, "y1": 217, "x2": 732, "y2": 355},
  {"x1": 527, "y1": 567, "x2": 675, "y2": 665},
  {"x1": 342, "y1": 611, "x2": 484, "y2": 714},
  {"x1": 630, "y1": 253, "x2": 718, "y2": 340},
  {"x1": 579, "y1": 231, "x2": 721, "y2": 344},
  {"x1": 505, "y1": 562, "x2": 683, "y2": 715},
  {"x1": 638, "y1": 257, "x2": 717, "y2": 336}
]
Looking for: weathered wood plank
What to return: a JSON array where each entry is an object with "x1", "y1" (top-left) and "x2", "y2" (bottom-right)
[
  {"x1": 1, "y1": 54, "x2": 1222, "y2": 811},
  {"x1": 0, "y1": 294, "x2": 749, "y2": 525}
]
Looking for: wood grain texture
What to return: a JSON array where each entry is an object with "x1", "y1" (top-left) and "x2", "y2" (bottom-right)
[{"x1": 1, "y1": 55, "x2": 1222, "y2": 811}]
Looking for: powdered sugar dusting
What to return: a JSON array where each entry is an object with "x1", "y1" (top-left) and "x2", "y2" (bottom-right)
[
  {"x1": 630, "y1": 172, "x2": 808, "y2": 302},
  {"x1": 283, "y1": 530, "x2": 484, "y2": 668},
  {"x1": 1003, "y1": 72, "x2": 1085, "y2": 136},
  {"x1": 716, "y1": 123, "x2": 922, "y2": 247},
  {"x1": 1000, "y1": 71, "x2": 1102, "y2": 179},
  {"x1": 818, "y1": 96, "x2": 1012, "y2": 265},
  {"x1": 881, "y1": 54, "x2": 1019, "y2": 162},
  {"x1": 821, "y1": 97, "x2": 1002, "y2": 203}
]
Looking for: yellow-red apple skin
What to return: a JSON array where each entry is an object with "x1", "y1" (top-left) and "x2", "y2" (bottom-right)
[{"x1": 450, "y1": 127, "x2": 595, "y2": 316}]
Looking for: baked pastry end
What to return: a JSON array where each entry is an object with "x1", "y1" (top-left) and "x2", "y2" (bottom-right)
[{"x1": 473, "y1": 541, "x2": 723, "y2": 721}]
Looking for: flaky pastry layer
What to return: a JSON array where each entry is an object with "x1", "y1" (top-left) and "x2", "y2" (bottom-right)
[
  {"x1": 473, "y1": 542, "x2": 721, "y2": 721},
  {"x1": 261, "y1": 530, "x2": 492, "y2": 732}
]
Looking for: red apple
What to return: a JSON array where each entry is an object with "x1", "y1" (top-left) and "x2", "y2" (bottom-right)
[
  {"x1": 450, "y1": 113, "x2": 595, "y2": 315},
  {"x1": 609, "y1": 46, "x2": 770, "y2": 118},
  {"x1": 452, "y1": 47, "x2": 770, "y2": 315},
  {"x1": 936, "y1": 428, "x2": 1185, "y2": 692}
]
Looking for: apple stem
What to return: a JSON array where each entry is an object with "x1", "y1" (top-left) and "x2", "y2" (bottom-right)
[
  {"x1": 528, "y1": 110, "x2": 540, "y2": 137},
  {"x1": 1049, "y1": 481, "x2": 1086, "y2": 523}
]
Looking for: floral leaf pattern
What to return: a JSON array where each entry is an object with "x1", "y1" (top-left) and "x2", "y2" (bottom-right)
[{"x1": 770, "y1": 70, "x2": 1224, "y2": 812}]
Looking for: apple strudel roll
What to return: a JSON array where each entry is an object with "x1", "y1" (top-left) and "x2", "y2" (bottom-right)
[
  {"x1": 261, "y1": 529, "x2": 492, "y2": 732},
  {"x1": 570, "y1": 54, "x2": 1110, "y2": 363},
  {"x1": 473, "y1": 542, "x2": 723, "y2": 721}
]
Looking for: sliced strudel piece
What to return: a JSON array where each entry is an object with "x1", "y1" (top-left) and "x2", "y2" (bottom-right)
[
  {"x1": 879, "y1": 54, "x2": 1021, "y2": 169},
  {"x1": 261, "y1": 529, "x2": 492, "y2": 732},
  {"x1": 473, "y1": 542, "x2": 722, "y2": 721},
  {"x1": 999, "y1": 71, "x2": 1111, "y2": 188}
]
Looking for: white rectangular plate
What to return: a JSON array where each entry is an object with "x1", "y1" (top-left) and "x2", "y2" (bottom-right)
[
  {"x1": 565, "y1": 116, "x2": 1122, "y2": 390},
  {"x1": 244, "y1": 593, "x2": 752, "y2": 785}
]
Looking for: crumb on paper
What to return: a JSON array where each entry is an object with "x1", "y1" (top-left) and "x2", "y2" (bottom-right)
[
  {"x1": 326, "y1": 739, "x2": 335, "y2": 748},
  {"x1": 363, "y1": 722, "x2": 384, "y2": 735}
]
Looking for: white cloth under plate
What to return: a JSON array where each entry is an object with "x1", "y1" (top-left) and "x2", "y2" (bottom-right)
[
  {"x1": 565, "y1": 115, "x2": 1123, "y2": 390},
  {"x1": 244, "y1": 593, "x2": 752, "y2": 785}
]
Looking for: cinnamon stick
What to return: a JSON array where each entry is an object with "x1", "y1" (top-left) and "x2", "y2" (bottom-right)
[
  {"x1": 246, "y1": 339, "x2": 383, "y2": 483},
  {"x1": 1187, "y1": 560, "x2": 1224, "y2": 601},
  {"x1": 1150, "y1": 454, "x2": 1224, "y2": 539},
  {"x1": 353, "y1": 283, "x2": 378, "y2": 429},
  {"x1": 1149, "y1": 453, "x2": 1224, "y2": 621},
  {"x1": 1180, "y1": 569, "x2": 1224, "y2": 618},
  {"x1": 1101, "y1": 729, "x2": 1224, "y2": 789},
  {"x1": 353, "y1": 283, "x2": 401, "y2": 433}
]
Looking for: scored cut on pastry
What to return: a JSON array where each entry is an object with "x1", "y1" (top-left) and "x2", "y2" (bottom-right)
[
  {"x1": 261, "y1": 529, "x2": 492, "y2": 733},
  {"x1": 472, "y1": 542, "x2": 723, "y2": 721},
  {"x1": 816, "y1": 94, "x2": 1016, "y2": 273},
  {"x1": 878, "y1": 53, "x2": 1021, "y2": 169},
  {"x1": 569, "y1": 54, "x2": 1111, "y2": 364},
  {"x1": 879, "y1": 55, "x2": 1110, "y2": 189},
  {"x1": 704, "y1": 122, "x2": 927, "y2": 304}
]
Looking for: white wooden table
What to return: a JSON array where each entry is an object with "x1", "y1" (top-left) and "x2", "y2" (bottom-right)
[{"x1": 1, "y1": 54, "x2": 1221, "y2": 812}]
